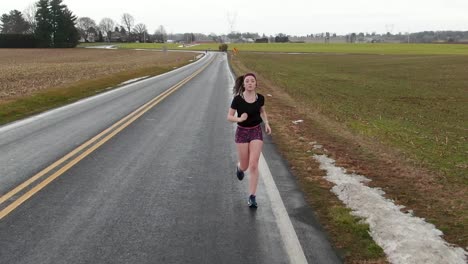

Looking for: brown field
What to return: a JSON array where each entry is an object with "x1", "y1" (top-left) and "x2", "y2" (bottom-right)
[{"x1": 0, "y1": 49, "x2": 196, "y2": 101}]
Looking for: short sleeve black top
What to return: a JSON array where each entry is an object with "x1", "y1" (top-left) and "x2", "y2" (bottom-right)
[{"x1": 230, "y1": 93, "x2": 265, "y2": 127}]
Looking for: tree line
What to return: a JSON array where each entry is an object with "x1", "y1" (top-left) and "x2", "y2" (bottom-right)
[
  {"x1": 2, "y1": 1, "x2": 467, "y2": 47},
  {"x1": 76, "y1": 15, "x2": 171, "y2": 44},
  {"x1": 0, "y1": 2, "x2": 189, "y2": 46},
  {"x1": 0, "y1": 0, "x2": 79, "y2": 48}
]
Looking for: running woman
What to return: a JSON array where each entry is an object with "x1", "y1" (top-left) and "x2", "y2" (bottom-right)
[{"x1": 227, "y1": 73, "x2": 271, "y2": 208}]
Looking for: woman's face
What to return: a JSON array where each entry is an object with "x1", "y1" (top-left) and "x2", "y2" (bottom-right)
[{"x1": 244, "y1": 76, "x2": 257, "y2": 91}]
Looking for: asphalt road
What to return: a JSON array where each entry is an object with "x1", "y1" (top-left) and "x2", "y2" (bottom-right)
[{"x1": 0, "y1": 52, "x2": 341, "y2": 264}]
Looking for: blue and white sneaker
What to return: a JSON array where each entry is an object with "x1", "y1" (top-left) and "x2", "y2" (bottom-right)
[
  {"x1": 248, "y1": 195, "x2": 257, "y2": 208},
  {"x1": 236, "y1": 166, "x2": 245, "y2": 181}
]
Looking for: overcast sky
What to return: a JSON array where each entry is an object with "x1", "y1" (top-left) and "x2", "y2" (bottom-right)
[{"x1": 1, "y1": 0, "x2": 468, "y2": 36}]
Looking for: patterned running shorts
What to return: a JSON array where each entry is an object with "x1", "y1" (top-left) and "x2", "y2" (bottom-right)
[{"x1": 235, "y1": 125, "x2": 263, "y2": 143}]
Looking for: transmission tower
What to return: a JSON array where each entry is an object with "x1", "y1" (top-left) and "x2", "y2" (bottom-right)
[
  {"x1": 226, "y1": 11, "x2": 237, "y2": 34},
  {"x1": 385, "y1": 24, "x2": 394, "y2": 34}
]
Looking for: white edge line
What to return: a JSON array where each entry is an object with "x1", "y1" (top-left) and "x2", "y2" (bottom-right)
[
  {"x1": 0, "y1": 53, "x2": 211, "y2": 133},
  {"x1": 259, "y1": 154, "x2": 309, "y2": 264}
]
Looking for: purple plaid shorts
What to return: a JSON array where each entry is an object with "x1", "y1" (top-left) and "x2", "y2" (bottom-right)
[{"x1": 235, "y1": 125, "x2": 263, "y2": 143}]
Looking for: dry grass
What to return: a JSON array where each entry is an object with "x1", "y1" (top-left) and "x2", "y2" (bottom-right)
[
  {"x1": 0, "y1": 49, "x2": 198, "y2": 125},
  {"x1": 0, "y1": 49, "x2": 196, "y2": 101}
]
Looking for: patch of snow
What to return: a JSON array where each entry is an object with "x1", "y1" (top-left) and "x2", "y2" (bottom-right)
[
  {"x1": 178, "y1": 44, "x2": 200, "y2": 48},
  {"x1": 292, "y1": 120, "x2": 303, "y2": 125},
  {"x1": 119, "y1": 76, "x2": 149, "y2": 85},
  {"x1": 84, "y1": 45, "x2": 116, "y2": 49},
  {"x1": 313, "y1": 154, "x2": 467, "y2": 264}
]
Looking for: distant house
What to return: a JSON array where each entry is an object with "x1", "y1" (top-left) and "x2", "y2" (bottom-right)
[
  {"x1": 194, "y1": 40, "x2": 216, "y2": 44},
  {"x1": 110, "y1": 31, "x2": 127, "y2": 42},
  {"x1": 87, "y1": 33, "x2": 96, "y2": 42},
  {"x1": 363, "y1": 37, "x2": 381, "y2": 43},
  {"x1": 289, "y1": 36, "x2": 347, "y2": 43},
  {"x1": 79, "y1": 32, "x2": 96, "y2": 43},
  {"x1": 255, "y1": 38, "x2": 268, "y2": 43},
  {"x1": 231, "y1": 37, "x2": 255, "y2": 43}
]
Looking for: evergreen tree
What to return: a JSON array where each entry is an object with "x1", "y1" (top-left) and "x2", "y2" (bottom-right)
[
  {"x1": 120, "y1": 26, "x2": 126, "y2": 35},
  {"x1": 0, "y1": 10, "x2": 30, "y2": 34},
  {"x1": 60, "y1": 8, "x2": 79, "y2": 47},
  {"x1": 49, "y1": 0, "x2": 79, "y2": 47},
  {"x1": 35, "y1": 0, "x2": 52, "y2": 47},
  {"x1": 98, "y1": 30, "x2": 104, "y2": 42},
  {"x1": 50, "y1": 0, "x2": 65, "y2": 46}
]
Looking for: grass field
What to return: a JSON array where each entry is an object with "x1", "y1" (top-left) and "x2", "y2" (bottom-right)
[
  {"x1": 117, "y1": 42, "x2": 468, "y2": 55},
  {"x1": 235, "y1": 53, "x2": 468, "y2": 181},
  {"x1": 231, "y1": 50, "x2": 467, "y2": 260},
  {"x1": 76, "y1": 42, "x2": 110, "y2": 47},
  {"x1": 0, "y1": 49, "x2": 197, "y2": 125}
]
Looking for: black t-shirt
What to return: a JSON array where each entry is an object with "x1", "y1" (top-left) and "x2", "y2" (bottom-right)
[{"x1": 230, "y1": 93, "x2": 265, "y2": 127}]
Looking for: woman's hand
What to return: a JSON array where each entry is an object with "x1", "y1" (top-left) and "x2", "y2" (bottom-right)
[
  {"x1": 238, "y1": 113, "x2": 248, "y2": 122},
  {"x1": 265, "y1": 123, "x2": 271, "y2": 135}
]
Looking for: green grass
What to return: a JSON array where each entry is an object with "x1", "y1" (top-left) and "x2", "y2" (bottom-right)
[
  {"x1": 118, "y1": 43, "x2": 182, "y2": 49},
  {"x1": 117, "y1": 42, "x2": 468, "y2": 55},
  {"x1": 76, "y1": 42, "x2": 109, "y2": 47},
  {"x1": 330, "y1": 206, "x2": 384, "y2": 259},
  {"x1": 232, "y1": 50, "x2": 468, "y2": 255},
  {"x1": 118, "y1": 42, "x2": 221, "y2": 51},
  {"x1": 235, "y1": 53, "x2": 468, "y2": 182}
]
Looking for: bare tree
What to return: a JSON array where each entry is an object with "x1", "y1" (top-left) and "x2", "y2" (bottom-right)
[
  {"x1": 157, "y1": 25, "x2": 166, "y2": 35},
  {"x1": 133, "y1": 23, "x2": 147, "y2": 42},
  {"x1": 99, "y1": 18, "x2": 115, "y2": 42},
  {"x1": 77, "y1": 17, "x2": 96, "y2": 42},
  {"x1": 23, "y1": 3, "x2": 37, "y2": 33},
  {"x1": 208, "y1": 33, "x2": 218, "y2": 42},
  {"x1": 121, "y1": 13, "x2": 134, "y2": 36},
  {"x1": 153, "y1": 25, "x2": 167, "y2": 43}
]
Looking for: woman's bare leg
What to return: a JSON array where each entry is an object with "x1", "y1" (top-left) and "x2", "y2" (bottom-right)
[
  {"x1": 247, "y1": 140, "x2": 263, "y2": 195},
  {"x1": 236, "y1": 143, "x2": 249, "y2": 171}
]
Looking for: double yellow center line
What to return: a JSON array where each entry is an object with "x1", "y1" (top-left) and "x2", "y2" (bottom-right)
[{"x1": 0, "y1": 56, "x2": 214, "y2": 220}]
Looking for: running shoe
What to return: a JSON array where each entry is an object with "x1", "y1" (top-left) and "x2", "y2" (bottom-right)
[
  {"x1": 248, "y1": 195, "x2": 257, "y2": 208},
  {"x1": 236, "y1": 166, "x2": 245, "y2": 181}
]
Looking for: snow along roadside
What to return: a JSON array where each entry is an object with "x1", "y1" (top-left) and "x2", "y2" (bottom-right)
[{"x1": 313, "y1": 154, "x2": 467, "y2": 264}]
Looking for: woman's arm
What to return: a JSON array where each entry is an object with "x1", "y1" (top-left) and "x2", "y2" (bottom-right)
[
  {"x1": 260, "y1": 106, "x2": 271, "y2": 135},
  {"x1": 227, "y1": 108, "x2": 247, "y2": 123}
]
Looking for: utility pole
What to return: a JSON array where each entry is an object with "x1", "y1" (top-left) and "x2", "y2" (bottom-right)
[{"x1": 407, "y1": 27, "x2": 411, "y2": 44}]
